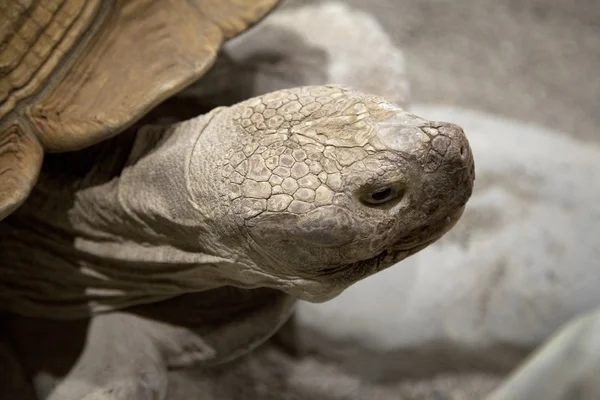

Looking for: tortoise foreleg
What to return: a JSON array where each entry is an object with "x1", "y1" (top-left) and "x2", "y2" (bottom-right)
[{"x1": 46, "y1": 312, "x2": 214, "y2": 400}]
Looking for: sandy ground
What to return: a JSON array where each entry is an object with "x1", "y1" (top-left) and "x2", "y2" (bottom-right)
[{"x1": 283, "y1": 0, "x2": 600, "y2": 143}]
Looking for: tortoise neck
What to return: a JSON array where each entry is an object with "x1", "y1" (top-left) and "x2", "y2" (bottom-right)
[{"x1": 69, "y1": 114, "x2": 221, "y2": 253}]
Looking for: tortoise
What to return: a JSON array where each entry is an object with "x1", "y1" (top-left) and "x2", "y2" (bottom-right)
[{"x1": 0, "y1": 1, "x2": 476, "y2": 399}]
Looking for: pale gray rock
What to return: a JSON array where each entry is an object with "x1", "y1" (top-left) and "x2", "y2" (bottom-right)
[{"x1": 485, "y1": 306, "x2": 600, "y2": 400}]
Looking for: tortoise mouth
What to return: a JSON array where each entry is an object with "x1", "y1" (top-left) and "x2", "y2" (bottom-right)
[{"x1": 337, "y1": 206, "x2": 466, "y2": 278}]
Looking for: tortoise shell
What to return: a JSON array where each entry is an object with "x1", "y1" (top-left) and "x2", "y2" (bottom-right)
[{"x1": 0, "y1": 0, "x2": 279, "y2": 219}]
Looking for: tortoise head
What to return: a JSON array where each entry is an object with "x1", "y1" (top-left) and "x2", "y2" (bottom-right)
[
  {"x1": 59, "y1": 85, "x2": 473, "y2": 305},
  {"x1": 193, "y1": 86, "x2": 475, "y2": 302}
]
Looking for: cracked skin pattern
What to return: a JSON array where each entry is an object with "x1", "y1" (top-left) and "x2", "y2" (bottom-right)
[
  {"x1": 0, "y1": 85, "x2": 474, "y2": 317},
  {"x1": 216, "y1": 85, "x2": 475, "y2": 300}
]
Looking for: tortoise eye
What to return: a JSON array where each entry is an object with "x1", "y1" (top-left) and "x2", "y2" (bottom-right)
[
  {"x1": 361, "y1": 186, "x2": 402, "y2": 206},
  {"x1": 370, "y1": 187, "x2": 393, "y2": 202}
]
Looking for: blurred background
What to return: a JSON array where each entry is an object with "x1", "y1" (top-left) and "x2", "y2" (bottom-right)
[
  {"x1": 240, "y1": 0, "x2": 600, "y2": 398},
  {"x1": 284, "y1": 0, "x2": 600, "y2": 142}
]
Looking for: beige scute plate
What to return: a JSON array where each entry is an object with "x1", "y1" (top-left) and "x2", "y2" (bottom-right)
[{"x1": 0, "y1": 0, "x2": 280, "y2": 220}]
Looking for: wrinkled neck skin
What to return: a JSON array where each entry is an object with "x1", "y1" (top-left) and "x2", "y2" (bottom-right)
[
  {"x1": 1, "y1": 86, "x2": 473, "y2": 368},
  {"x1": 70, "y1": 108, "x2": 283, "y2": 296},
  {"x1": 71, "y1": 85, "x2": 474, "y2": 305}
]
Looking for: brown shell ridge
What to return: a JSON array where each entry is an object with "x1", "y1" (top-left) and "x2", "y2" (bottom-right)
[
  {"x1": 0, "y1": 0, "x2": 102, "y2": 120},
  {"x1": 0, "y1": 0, "x2": 281, "y2": 219},
  {"x1": 24, "y1": 0, "x2": 281, "y2": 152},
  {"x1": 0, "y1": 123, "x2": 43, "y2": 220},
  {"x1": 188, "y1": 0, "x2": 282, "y2": 41},
  {"x1": 26, "y1": 0, "x2": 222, "y2": 151}
]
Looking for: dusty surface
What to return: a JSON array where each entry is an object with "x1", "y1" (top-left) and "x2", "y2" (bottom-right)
[
  {"x1": 167, "y1": 343, "x2": 500, "y2": 400},
  {"x1": 283, "y1": 0, "x2": 600, "y2": 143}
]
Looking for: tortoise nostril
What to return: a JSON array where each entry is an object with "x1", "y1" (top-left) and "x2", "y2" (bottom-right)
[
  {"x1": 437, "y1": 123, "x2": 469, "y2": 161},
  {"x1": 459, "y1": 144, "x2": 470, "y2": 162},
  {"x1": 457, "y1": 139, "x2": 471, "y2": 163}
]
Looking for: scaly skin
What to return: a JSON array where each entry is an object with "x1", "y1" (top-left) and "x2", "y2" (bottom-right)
[
  {"x1": 1, "y1": 85, "x2": 474, "y2": 315},
  {"x1": 223, "y1": 85, "x2": 473, "y2": 297},
  {"x1": 0, "y1": 85, "x2": 474, "y2": 399}
]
